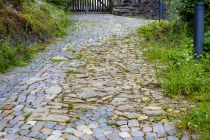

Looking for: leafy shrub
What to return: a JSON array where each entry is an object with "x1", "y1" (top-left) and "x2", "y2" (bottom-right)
[
  {"x1": 204, "y1": 29, "x2": 210, "y2": 52},
  {"x1": 177, "y1": 0, "x2": 210, "y2": 26},
  {"x1": 165, "y1": 0, "x2": 181, "y2": 20},
  {"x1": 138, "y1": 20, "x2": 186, "y2": 47},
  {"x1": 0, "y1": 42, "x2": 45, "y2": 73}
]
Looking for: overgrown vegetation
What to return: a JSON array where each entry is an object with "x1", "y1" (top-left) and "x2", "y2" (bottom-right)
[
  {"x1": 45, "y1": 0, "x2": 70, "y2": 10},
  {"x1": 182, "y1": 102, "x2": 210, "y2": 139},
  {"x1": 138, "y1": 21, "x2": 210, "y2": 138},
  {"x1": 0, "y1": 0, "x2": 70, "y2": 72},
  {"x1": 177, "y1": 0, "x2": 210, "y2": 26}
]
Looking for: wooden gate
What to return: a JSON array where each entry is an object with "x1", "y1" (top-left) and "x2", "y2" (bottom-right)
[{"x1": 71, "y1": 0, "x2": 111, "y2": 12}]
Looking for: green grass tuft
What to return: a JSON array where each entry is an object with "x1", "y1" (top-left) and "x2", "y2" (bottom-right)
[
  {"x1": 181, "y1": 103, "x2": 210, "y2": 139},
  {"x1": 0, "y1": 43, "x2": 45, "y2": 73},
  {"x1": 67, "y1": 101, "x2": 75, "y2": 110}
]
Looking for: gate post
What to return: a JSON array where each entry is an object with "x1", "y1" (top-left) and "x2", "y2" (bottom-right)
[
  {"x1": 159, "y1": 0, "x2": 165, "y2": 21},
  {"x1": 194, "y1": 1, "x2": 205, "y2": 59}
]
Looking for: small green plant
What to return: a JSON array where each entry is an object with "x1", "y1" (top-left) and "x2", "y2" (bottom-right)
[
  {"x1": 162, "y1": 105, "x2": 176, "y2": 111},
  {"x1": 65, "y1": 119, "x2": 73, "y2": 123},
  {"x1": 68, "y1": 49, "x2": 77, "y2": 53},
  {"x1": 24, "y1": 113, "x2": 32, "y2": 121},
  {"x1": 166, "y1": 112, "x2": 175, "y2": 121},
  {"x1": 181, "y1": 103, "x2": 210, "y2": 139},
  {"x1": 60, "y1": 95, "x2": 65, "y2": 102},
  {"x1": 153, "y1": 116, "x2": 162, "y2": 123},
  {"x1": 67, "y1": 101, "x2": 75, "y2": 110},
  {"x1": 107, "y1": 121, "x2": 115, "y2": 126}
]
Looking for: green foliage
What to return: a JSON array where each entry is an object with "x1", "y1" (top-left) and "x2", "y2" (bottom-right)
[
  {"x1": 177, "y1": 0, "x2": 210, "y2": 26},
  {"x1": 204, "y1": 29, "x2": 210, "y2": 52},
  {"x1": 21, "y1": 1, "x2": 69, "y2": 38},
  {"x1": 138, "y1": 20, "x2": 210, "y2": 137},
  {"x1": 67, "y1": 101, "x2": 75, "y2": 110},
  {"x1": 165, "y1": 0, "x2": 181, "y2": 20},
  {"x1": 138, "y1": 20, "x2": 210, "y2": 136},
  {"x1": 138, "y1": 21, "x2": 210, "y2": 97},
  {"x1": 138, "y1": 20, "x2": 186, "y2": 47},
  {"x1": 45, "y1": 0, "x2": 70, "y2": 10},
  {"x1": 0, "y1": 42, "x2": 45, "y2": 73},
  {"x1": 0, "y1": 0, "x2": 70, "y2": 73},
  {"x1": 181, "y1": 103, "x2": 210, "y2": 139},
  {"x1": 0, "y1": 21, "x2": 3, "y2": 31}
]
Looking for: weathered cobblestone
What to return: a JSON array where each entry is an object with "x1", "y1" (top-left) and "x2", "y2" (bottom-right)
[{"x1": 0, "y1": 14, "x2": 194, "y2": 140}]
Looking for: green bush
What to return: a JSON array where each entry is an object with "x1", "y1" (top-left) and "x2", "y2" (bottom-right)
[
  {"x1": 165, "y1": 0, "x2": 181, "y2": 20},
  {"x1": 204, "y1": 29, "x2": 210, "y2": 52},
  {"x1": 138, "y1": 20, "x2": 186, "y2": 47},
  {"x1": 0, "y1": 42, "x2": 45, "y2": 73},
  {"x1": 177, "y1": 0, "x2": 210, "y2": 26}
]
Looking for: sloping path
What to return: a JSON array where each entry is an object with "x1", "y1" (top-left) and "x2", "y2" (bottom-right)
[{"x1": 0, "y1": 14, "x2": 191, "y2": 140}]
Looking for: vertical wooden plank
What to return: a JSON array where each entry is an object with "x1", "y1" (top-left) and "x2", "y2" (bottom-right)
[
  {"x1": 99, "y1": 0, "x2": 101, "y2": 12},
  {"x1": 78, "y1": 0, "x2": 79, "y2": 11},
  {"x1": 93, "y1": 0, "x2": 95, "y2": 11},
  {"x1": 106, "y1": 0, "x2": 108, "y2": 11},
  {"x1": 101, "y1": 0, "x2": 103, "y2": 11},
  {"x1": 81, "y1": 0, "x2": 84, "y2": 12},
  {"x1": 79, "y1": 0, "x2": 81, "y2": 11},
  {"x1": 74, "y1": 0, "x2": 76, "y2": 11},
  {"x1": 94, "y1": 0, "x2": 97, "y2": 11},
  {"x1": 102, "y1": 0, "x2": 106, "y2": 11},
  {"x1": 89, "y1": 0, "x2": 92, "y2": 11},
  {"x1": 96, "y1": 0, "x2": 98, "y2": 12},
  {"x1": 85, "y1": 0, "x2": 87, "y2": 12},
  {"x1": 73, "y1": 0, "x2": 75, "y2": 11},
  {"x1": 78, "y1": 0, "x2": 80, "y2": 11},
  {"x1": 107, "y1": 0, "x2": 109, "y2": 12},
  {"x1": 80, "y1": 0, "x2": 81, "y2": 11},
  {"x1": 92, "y1": 0, "x2": 94, "y2": 11},
  {"x1": 105, "y1": 0, "x2": 107, "y2": 11},
  {"x1": 84, "y1": 0, "x2": 85, "y2": 11},
  {"x1": 82, "y1": 0, "x2": 85, "y2": 11},
  {"x1": 75, "y1": 0, "x2": 77, "y2": 11}
]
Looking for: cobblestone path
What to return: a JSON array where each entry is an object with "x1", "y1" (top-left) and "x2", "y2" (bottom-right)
[{"x1": 0, "y1": 14, "x2": 193, "y2": 140}]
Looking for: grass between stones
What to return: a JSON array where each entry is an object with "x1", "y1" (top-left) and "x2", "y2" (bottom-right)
[{"x1": 137, "y1": 20, "x2": 210, "y2": 138}]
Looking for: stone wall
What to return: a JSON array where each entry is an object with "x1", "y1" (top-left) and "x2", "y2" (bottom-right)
[{"x1": 112, "y1": 0, "x2": 159, "y2": 19}]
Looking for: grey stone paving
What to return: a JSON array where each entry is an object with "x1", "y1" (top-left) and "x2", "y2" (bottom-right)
[{"x1": 0, "y1": 14, "x2": 194, "y2": 140}]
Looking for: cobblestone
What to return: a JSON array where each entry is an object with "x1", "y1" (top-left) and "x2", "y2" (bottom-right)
[{"x1": 0, "y1": 14, "x2": 193, "y2": 140}]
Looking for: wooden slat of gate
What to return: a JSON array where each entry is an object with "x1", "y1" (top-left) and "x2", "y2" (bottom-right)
[
  {"x1": 100, "y1": 0, "x2": 101, "y2": 11},
  {"x1": 71, "y1": 0, "x2": 110, "y2": 12},
  {"x1": 73, "y1": 0, "x2": 75, "y2": 11},
  {"x1": 84, "y1": 0, "x2": 86, "y2": 11},
  {"x1": 90, "y1": 0, "x2": 92, "y2": 11}
]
